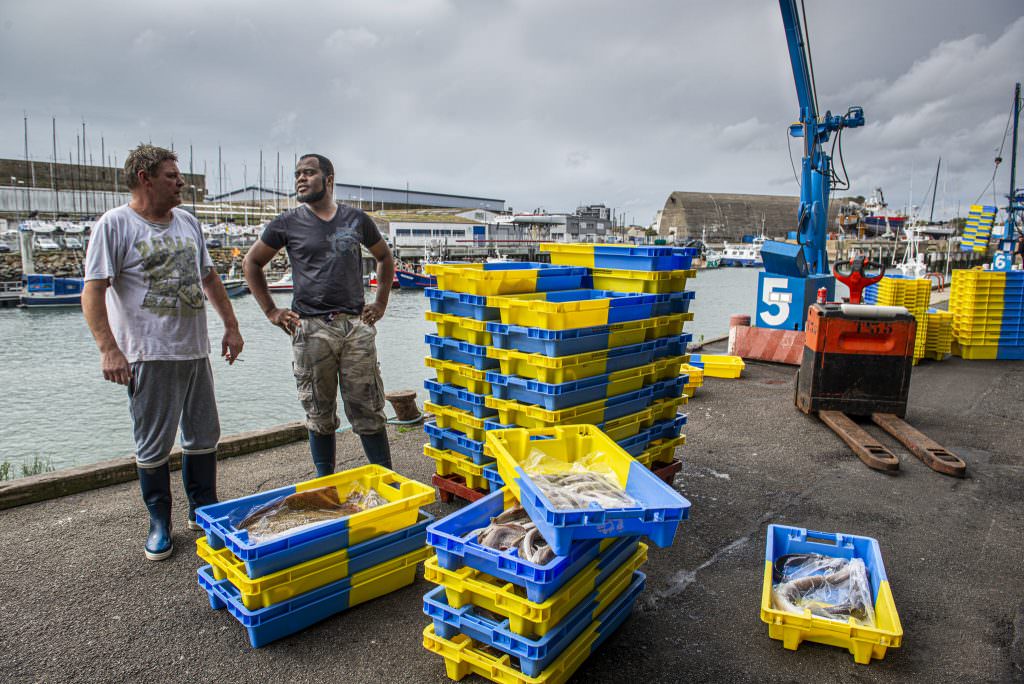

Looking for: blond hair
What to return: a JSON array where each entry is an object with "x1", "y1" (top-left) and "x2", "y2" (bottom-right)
[{"x1": 124, "y1": 144, "x2": 178, "y2": 189}]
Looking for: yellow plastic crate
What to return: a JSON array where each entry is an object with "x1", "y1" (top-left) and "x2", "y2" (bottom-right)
[
  {"x1": 424, "y1": 444, "x2": 490, "y2": 490},
  {"x1": 196, "y1": 537, "x2": 430, "y2": 611},
  {"x1": 955, "y1": 343, "x2": 999, "y2": 360},
  {"x1": 424, "y1": 357, "x2": 491, "y2": 395},
  {"x1": 536, "y1": 243, "x2": 598, "y2": 268},
  {"x1": 589, "y1": 268, "x2": 696, "y2": 294},
  {"x1": 425, "y1": 311, "x2": 493, "y2": 346},
  {"x1": 425, "y1": 263, "x2": 541, "y2": 296},
  {"x1": 699, "y1": 354, "x2": 745, "y2": 379},
  {"x1": 488, "y1": 292, "x2": 615, "y2": 330},
  {"x1": 759, "y1": 561, "x2": 902, "y2": 665},
  {"x1": 635, "y1": 436, "x2": 686, "y2": 468},
  {"x1": 425, "y1": 402, "x2": 488, "y2": 441},
  {"x1": 423, "y1": 540, "x2": 648, "y2": 638},
  {"x1": 487, "y1": 346, "x2": 613, "y2": 383},
  {"x1": 598, "y1": 396, "x2": 688, "y2": 442},
  {"x1": 485, "y1": 395, "x2": 609, "y2": 429}
]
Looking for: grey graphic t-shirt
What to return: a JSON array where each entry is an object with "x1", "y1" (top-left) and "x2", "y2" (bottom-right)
[
  {"x1": 84, "y1": 204, "x2": 214, "y2": 362},
  {"x1": 260, "y1": 204, "x2": 383, "y2": 317}
]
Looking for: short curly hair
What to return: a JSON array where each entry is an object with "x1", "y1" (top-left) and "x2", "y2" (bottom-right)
[{"x1": 124, "y1": 144, "x2": 178, "y2": 189}]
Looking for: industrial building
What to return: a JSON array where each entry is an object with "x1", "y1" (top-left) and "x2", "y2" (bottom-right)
[{"x1": 658, "y1": 191, "x2": 842, "y2": 242}]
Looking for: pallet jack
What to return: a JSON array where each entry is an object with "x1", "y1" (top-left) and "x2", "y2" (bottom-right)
[{"x1": 795, "y1": 257, "x2": 966, "y2": 477}]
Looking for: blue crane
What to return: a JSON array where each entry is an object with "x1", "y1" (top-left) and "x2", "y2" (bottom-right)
[{"x1": 755, "y1": 0, "x2": 864, "y2": 330}]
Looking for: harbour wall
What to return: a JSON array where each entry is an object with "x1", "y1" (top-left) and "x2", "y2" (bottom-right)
[{"x1": 0, "y1": 421, "x2": 307, "y2": 510}]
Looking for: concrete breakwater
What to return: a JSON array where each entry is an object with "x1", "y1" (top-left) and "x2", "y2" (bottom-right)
[{"x1": 0, "y1": 248, "x2": 289, "y2": 282}]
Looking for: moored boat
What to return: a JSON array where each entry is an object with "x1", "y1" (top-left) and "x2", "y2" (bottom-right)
[{"x1": 19, "y1": 274, "x2": 83, "y2": 307}]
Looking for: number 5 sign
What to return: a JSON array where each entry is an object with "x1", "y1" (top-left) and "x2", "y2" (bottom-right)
[{"x1": 755, "y1": 273, "x2": 834, "y2": 331}]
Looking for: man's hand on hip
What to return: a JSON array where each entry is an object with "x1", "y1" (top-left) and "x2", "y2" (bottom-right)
[
  {"x1": 361, "y1": 302, "x2": 385, "y2": 326},
  {"x1": 222, "y1": 327, "x2": 245, "y2": 364},
  {"x1": 101, "y1": 348, "x2": 132, "y2": 386},
  {"x1": 267, "y1": 307, "x2": 300, "y2": 335}
]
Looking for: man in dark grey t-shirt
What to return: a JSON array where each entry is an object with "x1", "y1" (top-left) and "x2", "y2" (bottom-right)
[{"x1": 244, "y1": 154, "x2": 396, "y2": 476}]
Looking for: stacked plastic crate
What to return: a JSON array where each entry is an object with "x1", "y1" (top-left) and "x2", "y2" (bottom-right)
[
  {"x1": 924, "y1": 308, "x2": 954, "y2": 360},
  {"x1": 482, "y1": 244, "x2": 697, "y2": 484},
  {"x1": 681, "y1": 361, "x2": 704, "y2": 397},
  {"x1": 950, "y1": 269, "x2": 1024, "y2": 360},
  {"x1": 421, "y1": 262, "x2": 593, "y2": 503},
  {"x1": 864, "y1": 275, "x2": 931, "y2": 363},
  {"x1": 422, "y1": 424, "x2": 692, "y2": 682},
  {"x1": 193, "y1": 465, "x2": 435, "y2": 647},
  {"x1": 960, "y1": 204, "x2": 997, "y2": 253}
]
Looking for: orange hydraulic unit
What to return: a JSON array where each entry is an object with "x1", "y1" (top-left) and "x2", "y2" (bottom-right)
[{"x1": 796, "y1": 303, "x2": 916, "y2": 417}]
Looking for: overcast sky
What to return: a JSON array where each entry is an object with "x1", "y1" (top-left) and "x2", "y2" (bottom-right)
[{"x1": 1, "y1": 0, "x2": 1022, "y2": 224}]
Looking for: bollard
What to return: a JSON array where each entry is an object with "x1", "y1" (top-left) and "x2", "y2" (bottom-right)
[
  {"x1": 728, "y1": 314, "x2": 751, "y2": 355},
  {"x1": 385, "y1": 390, "x2": 423, "y2": 422}
]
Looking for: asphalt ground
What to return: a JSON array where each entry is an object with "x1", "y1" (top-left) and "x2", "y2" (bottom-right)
[{"x1": 2, "y1": 356, "x2": 1022, "y2": 684}]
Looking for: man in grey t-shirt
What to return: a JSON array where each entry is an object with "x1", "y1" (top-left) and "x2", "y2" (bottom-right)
[
  {"x1": 83, "y1": 144, "x2": 244, "y2": 562},
  {"x1": 244, "y1": 153, "x2": 395, "y2": 477}
]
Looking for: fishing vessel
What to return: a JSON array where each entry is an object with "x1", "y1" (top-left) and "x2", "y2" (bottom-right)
[
  {"x1": 267, "y1": 271, "x2": 294, "y2": 292},
  {"x1": 19, "y1": 274, "x2": 83, "y2": 307},
  {"x1": 394, "y1": 268, "x2": 437, "y2": 289},
  {"x1": 719, "y1": 237, "x2": 764, "y2": 267}
]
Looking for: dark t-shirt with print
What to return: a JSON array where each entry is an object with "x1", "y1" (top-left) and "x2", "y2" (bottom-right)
[{"x1": 261, "y1": 203, "x2": 383, "y2": 316}]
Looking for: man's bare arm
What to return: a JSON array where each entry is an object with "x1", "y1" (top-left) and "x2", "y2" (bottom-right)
[
  {"x1": 201, "y1": 269, "x2": 244, "y2": 363},
  {"x1": 362, "y1": 239, "x2": 395, "y2": 325},
  {"x1": 82, "y1": 279, "x2": 132, "y2": 385},
  {"x1": 243, "y1": 239, "x2": 298, "y2": 334}
]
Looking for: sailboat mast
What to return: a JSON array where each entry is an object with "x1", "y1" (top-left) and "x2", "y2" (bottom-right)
[
  {"x1": 929, "y1": 158, "x2": 940, "y2": 223},
  {"x1": 1010, "y1": 82, "x2": 1020, "y2": 230},
  {"x1": 51, "y1": 117, "x2": 59, "y2": 217}
]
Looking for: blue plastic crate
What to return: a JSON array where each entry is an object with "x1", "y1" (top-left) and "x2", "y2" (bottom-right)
[
  {"x1": 425, "y1": 334, "x2": 499, "y2": 370},
  {"x1": 490, "y1": 427, "x2": 692, "y2": 555},
  {"x1": 648, "y1": 376, "x2": 687, "y2": 401},
  {"x1": 198, "y1": 546, "x2": 429, "y2": 648},
  {"x1": 423, "y1": 379, "x2": 496, "y2": 419},
  {"x1": 651, "y1": 290, "x2": 695, "y2": 316},
  {"x1": 424, "y1": 421, "x2": 489, "y2": 464},
  {"x1": 486, "y1": 322, "x2": 621, "y2": 356},
  {"x1": 425, "y1": 288, "x2": 500, "y2": 320},
  {"x1": 423, "y1": 569, "x2": 646, "y2": 677},
  {"x1": 593, "y1": 245, "x2": 697, "y2": 270},
  {"x1": 426, "y1": 487, "x2": 639, "y2": 602},
  {"x1": 482, "y1": 463, "x2": 504, "y2": 491},
  {"x1": 651, "y1": 334, "x2": 692, "y2": 359},
  {"x1": 615, "y1": 415, "x2": 687, "y2": 456},
  {"x1": 485, "y1": 372, "x2": 617, "y2": 411},
  {"x1": 688, "y1": 353, "x2": 705, "y2": 369}
]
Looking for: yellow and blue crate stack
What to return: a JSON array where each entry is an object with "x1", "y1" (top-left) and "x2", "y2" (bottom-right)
[
  {"x1": 192, "y1": 465, "x2": 435, "y2": 648},
  {"x1": 960, "y1": 205, "x2": 997, "y2": 253},
  {"x1": 949, "y1": 268, "x2": 1024, "y2": 360},
  {"x1": 422, "y1": 245, "x2": 698, "y2": 498},
  {"x1": 421, "y1": 423, "x2": 693, "y2": 683},
  {"x1": 864, "y1": 275, "x2": 931, "y2": 364}
]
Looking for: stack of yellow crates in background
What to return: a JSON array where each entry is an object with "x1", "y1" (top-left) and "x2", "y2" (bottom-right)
[
  {"x1": 960, "y1": 205, "x2": 998, "y2": 253},
  {"x1": 949, "y1": 269, "x2": 1024, "y2": 360},
  {"x1": 864, "y1": 276, "x2": 931, "y2": 364},
  {"x1": 924, "y1": 309, "x2": 954, "y2": 360}
]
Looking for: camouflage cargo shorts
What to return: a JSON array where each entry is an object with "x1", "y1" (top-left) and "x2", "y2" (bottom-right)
[{"x1": 291, "y1": 314, "x2": 387, "y2": 436}]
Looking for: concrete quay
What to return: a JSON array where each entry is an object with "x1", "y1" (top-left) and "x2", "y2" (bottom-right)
[{"x1": 1, "y1": 357, "x2": 1022, "y2": 683}]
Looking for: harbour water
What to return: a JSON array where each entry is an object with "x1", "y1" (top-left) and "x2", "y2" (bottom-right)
[{"x1": 0, "y1": 268, "x2": 762, "y2": 475}]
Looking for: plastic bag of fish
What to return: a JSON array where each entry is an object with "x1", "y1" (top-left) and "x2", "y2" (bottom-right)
[
  {"x1": 521, "y1": 447, "x2": 638, "y2": 511},
  {"x1": 770, "y1": 553, "x2": 876, "y2": 627},
  {"x1": 233, "y1": 484, "x2": 387, "y2": 543}
]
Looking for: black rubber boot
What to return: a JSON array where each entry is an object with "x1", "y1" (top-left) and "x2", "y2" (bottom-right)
[
  {"x1": 359, "y1": 431, "x2": 393, "y2": 470},
  {"x1": 309, "y1": 430, "x2": 337, "y2": 478},
  {"x1": 182, "y1": 453, "x2": 218, "y2": 531},
  {"x1": 137, "y1": 464, "x2": 173, "y2": 561}
]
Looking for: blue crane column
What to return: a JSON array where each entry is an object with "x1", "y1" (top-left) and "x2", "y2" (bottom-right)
[
  {"x1": 755, "y1": 0, "x2": 864, "y2": 330},
  {"x1": 991, "y1": 82, "x2": 1022, "y2": 272}
]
